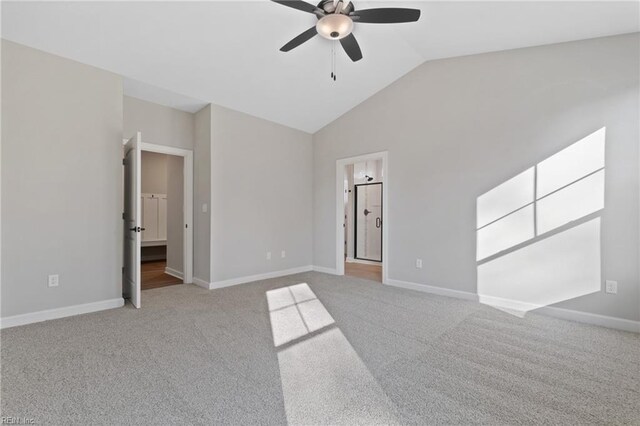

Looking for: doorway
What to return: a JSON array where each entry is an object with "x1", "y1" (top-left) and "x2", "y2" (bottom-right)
[
  {"x1": 140, "y1": 151, "x2": 183, "y2": 290},
  {"x1": 336, "y1": 152, "x2": 388, "y2": 283},
  {"x1": 122, "y1": 133, "x2": 194, "y2": 308}
]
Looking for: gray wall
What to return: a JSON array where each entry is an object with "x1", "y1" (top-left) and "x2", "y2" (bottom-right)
[
  {"x1": 124, "y1": 96, "x2": 194, "y2": 150},
  {"x1": 141, "y1": 151, "x2": 168, "y2": 194},
  {"x1": 194, "y1": 105, "x2": 212, "y2": 282},
  {"x1": 166, "y1": 155, "x2": 184, "y2": 273},
  {"x1": 1, "y1": 40, "x2": 123, "y2": 317},
  {"x1": 313, "y1": 34, "x2": 640, "y2": 321},
  {"x1": 210, "y1": 105, "x2": 313, "y2": 282}
]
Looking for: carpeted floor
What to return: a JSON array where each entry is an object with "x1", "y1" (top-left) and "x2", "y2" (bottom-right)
[{"x1": 1, "y1": 272, "x2": 638, "y2": 425}]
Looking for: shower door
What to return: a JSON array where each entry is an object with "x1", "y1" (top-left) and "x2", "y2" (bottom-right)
[{"x1": 354, "y1": 183, "x2": 382, "y2": 262}]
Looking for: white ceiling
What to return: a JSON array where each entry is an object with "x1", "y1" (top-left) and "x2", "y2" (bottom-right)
[{"x1": 2, "y1": 1, "x2": 638, "y2": 133}]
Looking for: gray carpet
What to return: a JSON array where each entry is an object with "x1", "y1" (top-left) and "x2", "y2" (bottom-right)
[{"x1": 1, "y1": 272, "x2": 639, "y2": 425}]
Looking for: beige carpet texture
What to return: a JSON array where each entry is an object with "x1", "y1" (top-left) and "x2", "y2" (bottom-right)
[{"x1": 2, "y1": 271, "x2": 639, "y2": 425}]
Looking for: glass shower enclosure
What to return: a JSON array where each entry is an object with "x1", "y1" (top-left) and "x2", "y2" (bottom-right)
[{"x1": 354, "y1": 183, "x2": 383, "y2": 262}]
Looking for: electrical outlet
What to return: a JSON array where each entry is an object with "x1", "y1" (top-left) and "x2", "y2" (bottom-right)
[
  {"x1": 605, "y1": 280, "x2": 618, "y2": 294},
  {"x1": 266, "y1": 251, "x2": 271, "y2": 260},
  {"x1": 416, "y1": 259, "x2": 423, "y2": 269},
  {"x1": 48, "y1": 274, "x2": 59, "y2": 287},
  {"x1": 281, "y1": 250, "x2": 286, "y2": 258}
]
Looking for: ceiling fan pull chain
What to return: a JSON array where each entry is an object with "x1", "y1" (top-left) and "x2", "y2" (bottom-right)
[
  {"x1": 330, "y1": 42, "x2": 334, "y2": 79},
  {"x1": 333, "y1": 41, "x2": 337, "y2": 81}
]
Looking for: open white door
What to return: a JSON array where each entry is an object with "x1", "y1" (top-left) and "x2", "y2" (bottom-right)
[{"x1": 123, "y1": 132, "x2": 142, "y2": 308}]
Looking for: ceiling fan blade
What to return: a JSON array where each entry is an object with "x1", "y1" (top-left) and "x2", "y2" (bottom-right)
[
  {"x1": 340, "y1": 33, "x2": 363, "y2": 62},
  {"x1": 271, "y1": 0, "x2": 321, "y2": 14},
  {"x1": 280, "y1": 26, "x2": 318, "y2": 52},
  {"x1": 352, "y1": 8, "x2": 421, "y2": 23}
]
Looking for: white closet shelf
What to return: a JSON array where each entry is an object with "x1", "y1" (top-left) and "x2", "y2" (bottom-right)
[{"x1": 141, "y1": 240, "x2": 167, "y2": 248}]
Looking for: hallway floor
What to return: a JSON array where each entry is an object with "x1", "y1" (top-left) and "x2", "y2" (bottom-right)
[
  {"x1": 141, "y1": 260, "x2": 182, "y2": 290},
  {"x1": 345, "y1": 261, "x2": 382, "y2": 282}
]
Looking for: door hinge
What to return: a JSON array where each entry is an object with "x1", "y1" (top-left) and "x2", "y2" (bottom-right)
[
  {"x1": 122, "y1": 212, "x2": 125, "y2": 219},
  {"x1": 122, "y1": 159, "x2": 126, "y2": 165},
  {"x1": 122, "y1": 266, "x2": 125, "y2": 274},
  {"x1": 185, "y1": 224, "x2": 188, "y2": 229}
]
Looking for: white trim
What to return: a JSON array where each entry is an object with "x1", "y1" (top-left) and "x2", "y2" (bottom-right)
[
  {"x1": 192, "y1": 277, "x2": 210, "y2": 289},
  {"x1": 386, "y1": 278, "x2": 639, "y2": 333},
  {"x1": 478, "y1": 294, "x2": 639, "y2": 332},
  {"x1": 139, "y1": 142, "x2": 194, "y2": 285},
  {"x1": 0, "y1": 298, "x2": 124, "y2": 329},
  {"x1": 336, "y1": 151, "x2": 389, "y2": 284},
  {"x1": 164, "y1": 267, "x2": 184, "y2": 280},
  {"x1": 194, "y1": 266, "x2": 314, "y2": 290},
  {"x1": 141, "y1": 240, "x2": 166, "y2": 247},
  {"x1": 478, "y1": 295, "x2": 543, "y2": 313},
  {"x1": 312, "y1": 265, "x2": 339, "y2": 275},
  {"x1": 385, "y1": 278, "x2": 479, "y2": 301},
  {"x1": 535, "y1": 305, "x2": 640, "y2": 333},
  {"x1": 210, "y1": 266, "x2": 313, "y2": 289}
]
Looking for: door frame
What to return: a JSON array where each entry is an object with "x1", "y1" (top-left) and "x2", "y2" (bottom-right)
[
  {"x1": 335, "y1": 151, "x2": 388, "y2": 283},
  {"x1": 354, "y1": 182, "x2": 383, "y2": 262},
  {"x1": 136, "y1": 141, "x2": 194, "y2": 285}
]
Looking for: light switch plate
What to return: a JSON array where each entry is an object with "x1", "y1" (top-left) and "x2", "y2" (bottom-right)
[
  {"x1": 605, "y1": 280, "x2": 618, "y2": 294},
  {"x1": 48, "y1": 274, "x2": 59, "y2": 287}
]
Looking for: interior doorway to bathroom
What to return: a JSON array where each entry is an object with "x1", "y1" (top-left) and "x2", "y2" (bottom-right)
[{"x1": 339, "y1": 155, "x2": 386, "y2": 283}]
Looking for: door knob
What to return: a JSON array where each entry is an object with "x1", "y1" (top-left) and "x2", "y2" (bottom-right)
[
  {"x1": 364, "y1": 209, "x2": 372, "y2": 216},
  {"x1": 129, "y1": 226, "x2": 145, "y2": 232}
]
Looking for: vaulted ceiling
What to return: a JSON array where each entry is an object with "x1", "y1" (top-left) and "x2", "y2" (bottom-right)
[{"x1": 2, "y1": 1, "x2": 638, "y2": 132}]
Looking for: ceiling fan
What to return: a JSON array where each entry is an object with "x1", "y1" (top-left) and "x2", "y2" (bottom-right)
[{"x1": 271, "y1": 0, "x2": 421, "y2": 62}]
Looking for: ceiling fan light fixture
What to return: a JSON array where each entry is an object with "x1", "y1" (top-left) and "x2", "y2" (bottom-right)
[{"x1": 316, "y1": 14, "x2": 353, "y2": 40}]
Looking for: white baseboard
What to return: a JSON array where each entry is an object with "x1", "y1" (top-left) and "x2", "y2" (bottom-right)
[
  {"x1": 478, "y1": 294, "x2": 640, "y2": 332},
  {"x1": 385, "y1": 278, "x2": 479, "y2": 301},
  {"x1": 192, "y1": 277, "x2": 210, "y2": 289},
  {"x1": 196, "y1": 266, "x2": 314, "y2": 290},
  {"x1": 164, "y1": 267, "x2": 184, "y2": 280},
  {"x1": 0, "y1": 298, "x2": 125, "y2": 329},
  {"x1": 385, "y1": 278, "x2": 639, "y2": 333},
  {"x1": 312, "y1": 265, "x2": 339, "y2": 275},
  {"x1": 535, "y1": 305, "x2": 640, "y2": 333},
  {"x1": 478, "y1": 295, "x2": 541, "y2": 312}
]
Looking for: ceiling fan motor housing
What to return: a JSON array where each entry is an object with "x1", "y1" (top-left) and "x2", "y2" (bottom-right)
[
  {"x1": 318, "y1": 0, "x2": 355, "y2": 15},
  {"x1": 316, "y1": 1, "x2": 356, "y2": 40}
]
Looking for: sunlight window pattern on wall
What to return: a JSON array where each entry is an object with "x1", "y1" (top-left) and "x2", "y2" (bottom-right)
[
  {"x1": 476, "y1": 127, "x2": 605, "y2": 261},
  {"x1": 475, "y1": 127, "x2": 606, "y2": 313}
]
